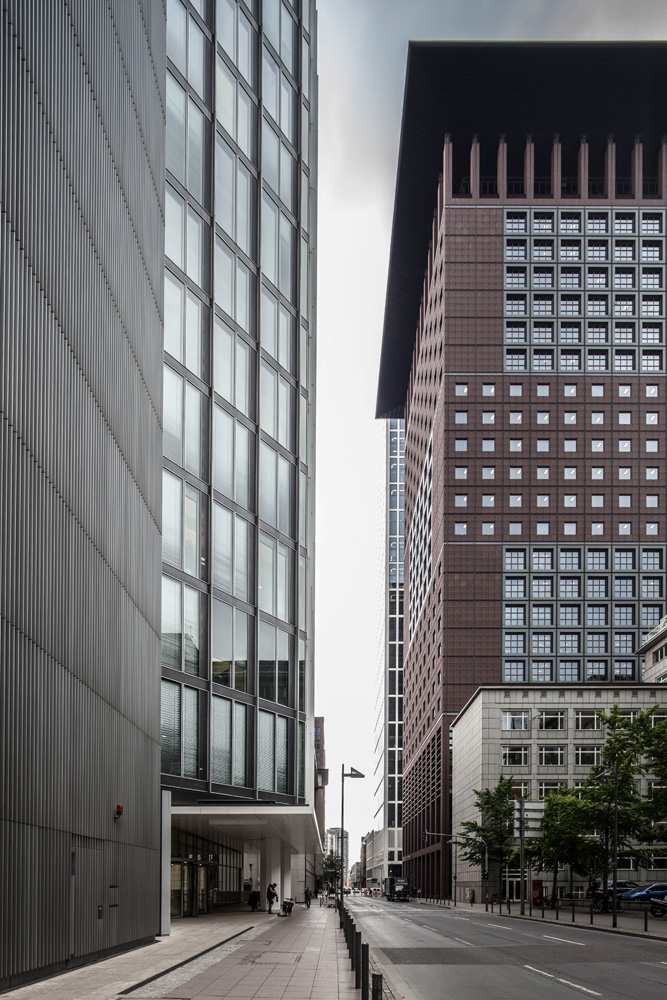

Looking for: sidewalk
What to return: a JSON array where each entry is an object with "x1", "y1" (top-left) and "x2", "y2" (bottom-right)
[{"x1": 5, "y1": 905, "x2": 357, "y2": 1000}]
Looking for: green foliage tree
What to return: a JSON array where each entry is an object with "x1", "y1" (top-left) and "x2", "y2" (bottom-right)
[
  {"x1": 579, "y1": 704, "x2": 660, "y2": 901},
  {"x1": 525, "y1": 787, "x2": 597, "y2": 904},
  {"x1": 639, "y1": 710, "x2": 667, "y2": 824},
  {"x1": 529, "y1": 705, "x2": 661, "y2": 904},
  {"x1": 458, "y1": 775, "x2": 517, "y2": 896},
  {"x1": 320, "y1": 850, "x2": 342, "y2": 888}
]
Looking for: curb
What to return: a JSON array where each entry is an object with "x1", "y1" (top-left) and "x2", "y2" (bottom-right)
[{"x1": 119, "y1": 926, "x2": 254, "y2": 995}]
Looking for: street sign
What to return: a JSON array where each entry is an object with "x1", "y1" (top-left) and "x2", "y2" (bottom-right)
[{"x1": 513, "y1": 800, "x2": 544, "y2": 838}]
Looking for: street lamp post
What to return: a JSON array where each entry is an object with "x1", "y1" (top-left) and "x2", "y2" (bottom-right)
[
  {"x1": 591, "y1": 761, "x2": 619, "y2": 928},
  {"x1": 340, "y1": 764, "x2": 364, "y2": 927},
  {"x1": 447, "y1": 839, "x2": 458, "y2": 905}
]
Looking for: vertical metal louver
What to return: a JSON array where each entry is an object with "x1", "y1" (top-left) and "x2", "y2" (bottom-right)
[
  {"x1": 257, "y1": 710, "x2": 275, "y2": 791},
  {"x1": 233, "y1": 703, "x2": 247, "y2": 786},
  {"x1": 161, "y1": 681, "x2": 182, "y2": 776},
  {"x1": 183, "y1": 688, "x2": 198, "y2": 779},
  {"x1": 211, "y1": 696, "x2": 232, "y2": 784}
]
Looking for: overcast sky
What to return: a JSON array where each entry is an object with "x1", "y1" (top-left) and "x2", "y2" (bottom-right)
[{"x1": 313, "y1": 0, "x2": 667, "y2": 869}]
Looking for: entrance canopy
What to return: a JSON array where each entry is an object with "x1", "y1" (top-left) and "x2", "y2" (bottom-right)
[{"x1": 171, "y1": 803, "x2": 323, "y2": 856}]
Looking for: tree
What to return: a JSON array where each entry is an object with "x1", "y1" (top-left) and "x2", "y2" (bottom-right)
[
  {"x1": 525, "y1": 787, "x2": 598, "y2": 904},
  {"x1": 529, "y1": 705, "x2": 660, "y2": 904},
  {"x1": 458, "y1": 776, "x2": 517, "y2": 897},
  {"x1": 640, "y1": 709, "x2": 667, "y2": 825},
  {"x1": 320, "y1": 850, "x2": 342, "y2": 888}
]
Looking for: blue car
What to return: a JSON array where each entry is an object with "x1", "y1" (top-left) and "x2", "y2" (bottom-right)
[{"x1": 617, "y1": 882, "x2": 667, "y2": 902}]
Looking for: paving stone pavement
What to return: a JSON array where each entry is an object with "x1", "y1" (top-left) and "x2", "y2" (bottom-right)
[
  {"x1": 4, "y1": 905, "x2": 358, "y2": 1000},
  {"x1": 123, "y1": 906, "x2": 357, "y2": 1000}
]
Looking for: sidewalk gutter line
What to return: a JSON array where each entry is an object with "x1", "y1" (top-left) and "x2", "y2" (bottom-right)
[{"x1": 119, "y1": 926, "x2": 254, "y2": 995}]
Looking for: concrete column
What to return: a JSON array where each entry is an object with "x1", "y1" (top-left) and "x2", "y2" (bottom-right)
[
  {"x1": 578, "y1": 139, "x2": 589, "y2": 200},
  {"x1": 260, "y1": 837, "x2": 282, "y2": 910},
  {"x1": 160, "y1": 790, "x2": 171, "y2": 936},
  {"x1": 551, "y1": 139, "x2": 561, "y2": 201},
  {"x1": 631, "y1": 140, "x2": 643, "y2": 201},
  {"x1": 604, "y1": 139, "x2": 616, "y2": 200},
  {"x1": 281, "y1": 846, "x2": 293, "y2": 900},
  {"x1": 658, "y1": 140, "x2": 667, "y2": 201},
  {"x1": 496, "y1": 137, "x2": 507, "y2": 201},
  {"x1": 470, "y1": 136, "x2": 480, "y2": 199},
  {"x1": 524, "y1": 138, "x2": 534, "y2": 200},
  {"x1": 443, "y1": 135, "x2": 453, "y2": 202}
]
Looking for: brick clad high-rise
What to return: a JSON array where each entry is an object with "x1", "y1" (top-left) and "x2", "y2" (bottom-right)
[{"x1": 377, "y1": 42, "x2": 667, "y2": 898}]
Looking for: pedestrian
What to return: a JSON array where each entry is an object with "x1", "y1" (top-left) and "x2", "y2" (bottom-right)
[
  {"x1": 305, "y1": 886, "x2": 312, "y2": 909},
  {"x1": 266, "y1": 882, "x2": 278, "y2": 913},
  {"x1": 417, "y1": 888, "x2": 422, "y2": 900}
]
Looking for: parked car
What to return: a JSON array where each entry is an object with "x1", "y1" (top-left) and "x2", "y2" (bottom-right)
[
  {"x1": 585, "y1": 880, "x2": 641, "y2": 897},
  {"x1": 617, "y1": 882, "x2": 667, "y2": 902},
  {"x1": 649, "y1": 899, "x2": 667, "y2": 918}
]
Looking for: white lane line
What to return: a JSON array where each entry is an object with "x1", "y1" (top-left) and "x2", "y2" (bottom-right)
[
  {"x1": 492, "y1": 924, "x2": 512, "y2": 930},
  {"x1": 543, "y1": 934, "x2": 585, "y2": 946},
  {"x1": 525, "y1": 966, "x2": 555, "y2": 978},
  {"x1": 454, "y1": 937, "x2": 472, "y2": 946},
  {"x1": 524, "y1": 965, "x2": 601, "y2": 996},
  {"x1": 555, "y1": 978, "x2": 601, "y2": 996}
]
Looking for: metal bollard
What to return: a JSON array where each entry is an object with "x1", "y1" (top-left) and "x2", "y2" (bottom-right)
[
  {"x1": 372, "y1": 972, "x2": 383, "y2": 1000},
  {"x1": 589, "y1": 904, "x2": 594, "y2": 925},
  {"x1": 555, "y1": 902, "x2": 559, "y2": 921},
  {"x1": 572, "y1": 901, "x2": 575, "y2": 923},
  {"x1": 362, "y1": 942, "x2": 369, "y2": 1000},
  {"x1": 541, "y1": 900, "x2": 545, "y2": 919},
  {"x1": 355, "y1": 932, "x2": 362, "y2": 990},
  {"x1": 645, "y1": 906, "x2": 649, "y2": 933},
  {"x1": 507, "y1": 898, "x2": 511, "y2": 915}
]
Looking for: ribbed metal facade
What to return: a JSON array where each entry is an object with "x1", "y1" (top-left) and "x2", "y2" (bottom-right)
[{"x1": 1, "y1": 0, "x2": 165, "y2": 989}]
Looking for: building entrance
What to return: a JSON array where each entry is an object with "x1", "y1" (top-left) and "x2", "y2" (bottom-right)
[
  {"x1": 171, "y1": 862, "x2": 209, "y2": 918},
  {"x1": 502, "y1": 870, "x2": 527, "y2": 901}
]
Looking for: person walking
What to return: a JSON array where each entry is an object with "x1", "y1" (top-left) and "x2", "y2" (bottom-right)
[
  {"x1": 266, "y1": 882, "x2": 278, "y2": 913},
  {"x1": 305, "y1": 886, "x2": 312, "y2": 909}
]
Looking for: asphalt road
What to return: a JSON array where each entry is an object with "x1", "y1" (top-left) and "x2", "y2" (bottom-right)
[{"x1": 347, "y1": 897, "x2": 667, "y2": 1000}]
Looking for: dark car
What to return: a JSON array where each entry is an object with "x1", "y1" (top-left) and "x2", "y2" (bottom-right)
[
  {"x1": 649, "y1": 899, "x2": 667, "y2": 918},
  {"x1": 617, "y1": 882, "x2": 667, "y2": 902},
  {"x1": 585, "y1": 880, "x2": 641, "y2": 898}
]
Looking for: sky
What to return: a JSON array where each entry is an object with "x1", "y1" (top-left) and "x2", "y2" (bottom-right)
[{"x1": 312, "y1": 0, "x2": 667, "y2": 868}]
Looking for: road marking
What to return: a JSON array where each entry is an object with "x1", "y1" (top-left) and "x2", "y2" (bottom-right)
[
  {"x1": 555, "y1": 978, "x2": 601, "y2": 996},
  {"x1": 453, "y1": 937, "x2": 472, "y2": 946},
  {"x1": 524, "y1": 966, "x2": 601, "y2": 996},
  {"x1": 525, "y1": 966, "x2": 555, "y2": 978},
  {"x1": 543, "y1": 934, "x2": 585, "y2": 946},
  {"x1": 492, "y1": 924, "x2": 512, "y2": 930}
]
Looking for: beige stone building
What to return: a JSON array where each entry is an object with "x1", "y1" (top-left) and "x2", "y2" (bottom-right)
[
  {"x1": 639, "y1": 615, "x2": 667, "y2": 684},
  {"x1": 451, "y1": 684, "x2": 667, "y2": 903}
]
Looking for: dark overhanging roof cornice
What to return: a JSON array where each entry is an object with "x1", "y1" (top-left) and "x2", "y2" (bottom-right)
[{"x1": 375, "y1": 41, "x2": 667, "y2": 420}]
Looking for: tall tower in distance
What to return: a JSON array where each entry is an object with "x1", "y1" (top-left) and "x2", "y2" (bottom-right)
[
  {"x1": 368, "y1": 419, "x2": 405, "y2": 887},
  {"x1": 377, "y1": 42, "x2": 667, "y2": 899}
]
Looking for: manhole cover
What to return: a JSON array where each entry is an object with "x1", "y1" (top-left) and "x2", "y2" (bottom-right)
[{"x1": 243, "y1": 952, "x2": 300, "y2": 965}]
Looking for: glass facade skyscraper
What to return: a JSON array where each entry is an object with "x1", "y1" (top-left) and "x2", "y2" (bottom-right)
[
  {"x1": 160, "y1": 0, "x2": 319, "y2": 918},
  {"x1": 368, "y1": 420, "x2": 405, "y2": 885}
]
